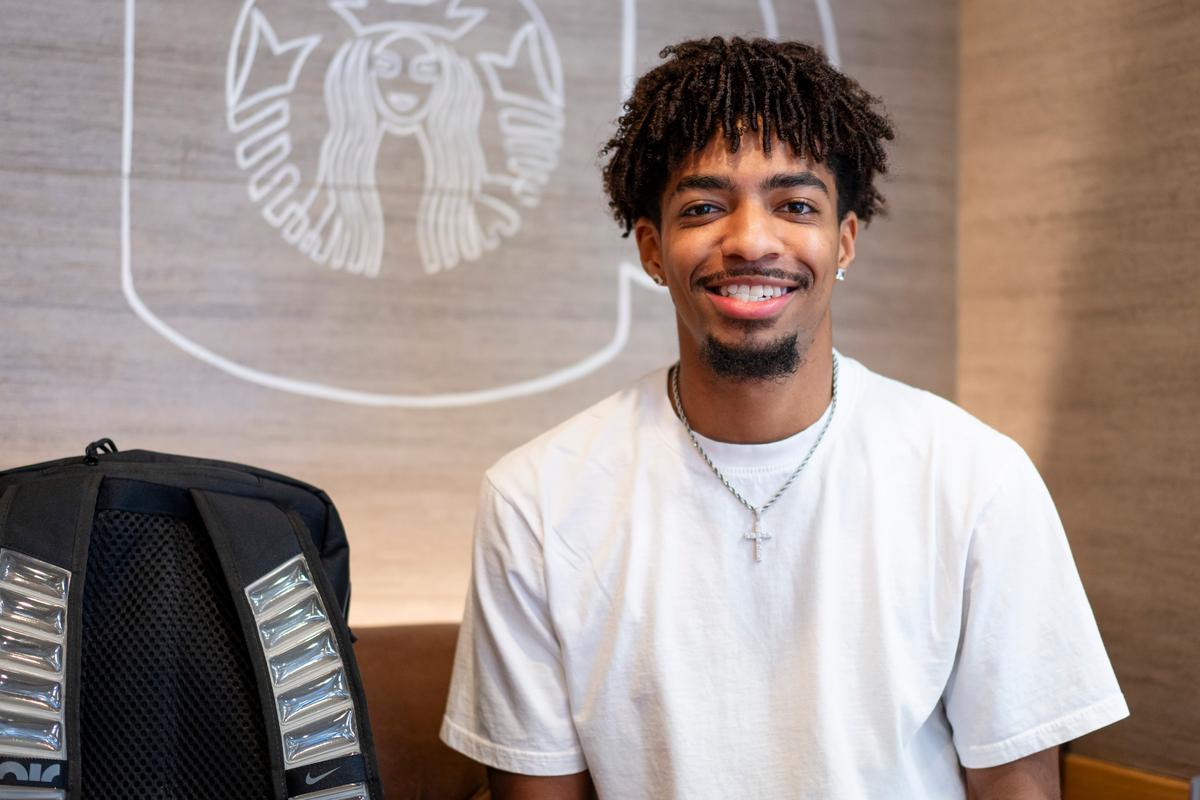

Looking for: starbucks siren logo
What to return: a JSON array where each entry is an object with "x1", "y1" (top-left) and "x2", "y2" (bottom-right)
[{"x1": 225, "y1": 0, "x2": 564, "y2": 277}]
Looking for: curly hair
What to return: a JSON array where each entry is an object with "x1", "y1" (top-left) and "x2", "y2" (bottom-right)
[{"x1": 600, "y1": 37, "x2": 894, "y2": 235}]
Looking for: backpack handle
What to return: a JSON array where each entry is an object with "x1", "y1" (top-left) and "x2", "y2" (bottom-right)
[{"x1": 82, "y1": 439, "x2": 118, "y2": 465}]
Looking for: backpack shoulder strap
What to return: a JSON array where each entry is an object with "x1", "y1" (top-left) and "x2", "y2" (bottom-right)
[
  {"x1": 191, "y1": 489, "x2": 382, "y2": 800},
  {"x1": 0, "y1": 473, "x2": 102, "y2": 799}
]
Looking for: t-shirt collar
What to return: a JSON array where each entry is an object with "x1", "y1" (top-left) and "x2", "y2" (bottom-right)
[{"x1": 648, "y1": 348, "x2": 859, "y2": 473}]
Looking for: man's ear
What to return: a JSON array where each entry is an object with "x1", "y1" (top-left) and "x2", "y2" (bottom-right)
[
  {"x1": 837, "y1": 211, "x2": 859, "y2": 272},
  {"x1": 633, "y1": 218, "x2": 664, "y2": 284}
]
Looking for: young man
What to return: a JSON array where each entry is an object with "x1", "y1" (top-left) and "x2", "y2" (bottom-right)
[{"x1": 440, "y1": 37, "x2": 1128, "y2": 799}]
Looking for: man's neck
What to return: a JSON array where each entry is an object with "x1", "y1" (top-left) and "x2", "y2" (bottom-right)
[{"x1": 673, "y1": 336, "x2": 835, "y2": 446}]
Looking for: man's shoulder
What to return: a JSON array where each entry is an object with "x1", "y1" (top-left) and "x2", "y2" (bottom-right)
[
  {"x1": 849, "y1": 356, "x2": 1026, "y2": 469},
  {"x1": 485, "y1": 368, "x2": 665, "y2": 503}
]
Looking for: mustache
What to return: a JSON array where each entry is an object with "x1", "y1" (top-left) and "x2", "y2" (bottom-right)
[{"x1": 696, "y1": 265, "x2": 813, "y2": 289}]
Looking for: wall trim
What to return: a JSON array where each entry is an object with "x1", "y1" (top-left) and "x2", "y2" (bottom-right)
[{"x1": 1063, "y1": 754, "x2": 1192, "y2": 800}]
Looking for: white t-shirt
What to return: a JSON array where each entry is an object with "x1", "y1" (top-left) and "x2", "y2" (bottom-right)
[{"x1": 441, "y1": 353, "x2": 1128, "y2": 799}]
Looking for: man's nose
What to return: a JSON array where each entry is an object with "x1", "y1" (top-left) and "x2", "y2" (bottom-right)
[{"x1": 719, "y1": 202, "x2": 782, "y2": 264}]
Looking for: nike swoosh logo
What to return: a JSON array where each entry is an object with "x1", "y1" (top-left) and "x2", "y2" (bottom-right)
[{"x1": 305, "y1": 767, "x2": 339, "y2": 785}]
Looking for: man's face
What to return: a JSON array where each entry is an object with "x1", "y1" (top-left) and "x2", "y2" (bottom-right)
[{"x1": 634, "y1": 133, "x2": 857, "y2": 379}]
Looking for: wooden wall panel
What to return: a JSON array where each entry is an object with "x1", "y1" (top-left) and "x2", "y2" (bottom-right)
[
  {"x1": 1, "y1": 0, "x2": 956, "y2": 625},
  {"x1": 960, "y1": 0, "x2": 1200, "y2": 779}
]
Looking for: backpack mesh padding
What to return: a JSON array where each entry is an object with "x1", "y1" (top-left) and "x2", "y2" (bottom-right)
[{"x1": 80, "y1": 508, "x2": 274, "y2": 799}]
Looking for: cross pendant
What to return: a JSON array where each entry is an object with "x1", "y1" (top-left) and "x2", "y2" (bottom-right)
[{"x1": 743, "y1": 513, "x2": 772, "y2": 562}]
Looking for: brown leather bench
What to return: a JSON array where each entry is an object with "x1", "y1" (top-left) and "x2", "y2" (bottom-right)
[{"x1": 354, "y1": 624, "x2": 488, "y2": 799}]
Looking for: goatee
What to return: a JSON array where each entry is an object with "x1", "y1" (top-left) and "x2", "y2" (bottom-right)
[{"x1": 700, "y1": 333, "x2": 803, "y2": 381}]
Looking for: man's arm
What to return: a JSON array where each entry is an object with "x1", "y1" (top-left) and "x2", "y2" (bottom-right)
[
  {"x1": 487, "y1": 768, "x2": 597, "y2": 800},
  {"x1": 964, "y1": 746, "x2": 1060, "y2": 800}
]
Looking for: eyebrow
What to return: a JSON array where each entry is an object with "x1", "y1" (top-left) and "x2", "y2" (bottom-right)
[
  {"x1": 670, "y1": 172, "x2": 830, "y2": 197},
  {"x1": 672, "y1": 175, "x2": 734, "y2": 195},
  {"x1": 763, "y1": 172, "x2": 829, "y2": 194}
]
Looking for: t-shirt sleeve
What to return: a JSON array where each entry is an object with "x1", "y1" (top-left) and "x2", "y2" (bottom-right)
[
  {"x1": 439, "y1": 475, "x2": 587, "y2": 775},
  {"x1": 943, "y1": 446, "x2": 1129, "y2": 769}
]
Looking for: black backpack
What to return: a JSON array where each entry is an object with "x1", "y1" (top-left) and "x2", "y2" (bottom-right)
[{"x1": 0, "y1": 440, "x2": 384, "y2": 800}]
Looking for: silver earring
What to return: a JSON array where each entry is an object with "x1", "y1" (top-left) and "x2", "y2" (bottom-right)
[
  {"x1": 652, "y1": 274, "x2": 666, "y2": 286},
  {"x1": 835, "y1": 268, "x2": 846, "y2": 282}
]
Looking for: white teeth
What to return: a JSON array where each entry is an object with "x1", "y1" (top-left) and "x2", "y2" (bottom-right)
[{"x1": 719, "y1": 284, "x2": 789, "y2": 301}]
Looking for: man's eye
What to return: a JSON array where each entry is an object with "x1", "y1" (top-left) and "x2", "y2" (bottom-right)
[
  {"x1": 783, "y1": 200, "x2": 815, "y2": 215},
  {"x1": 681, "y1": 203, "x2": 719, "y2": 217}
]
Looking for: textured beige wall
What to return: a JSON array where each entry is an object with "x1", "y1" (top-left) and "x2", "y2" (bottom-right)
[
  {"x1": 959, "y1": 0, "x2": 1200, "y2": 779},
  {"x1": 0, "y1": 0, "x2": 956, "y2": 625}
]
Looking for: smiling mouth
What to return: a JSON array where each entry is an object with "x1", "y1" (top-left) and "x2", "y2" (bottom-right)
[
  {"x1": 708, "y1": 283, "x2": 795, "y2": 302},
  {"x1": 699, "y1": 267, "x2": 811, "y2": 298},
  {"x1": 701, "y1": 276, "x2": 806, "y2": 322}
]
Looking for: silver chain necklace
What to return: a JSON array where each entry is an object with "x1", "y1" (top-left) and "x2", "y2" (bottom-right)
[{"x1": 669, "y1": 354, "x2": 839, "y2": 562}]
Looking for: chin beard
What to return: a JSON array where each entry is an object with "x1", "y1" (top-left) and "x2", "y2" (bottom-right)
[{"x1": 700, "y1": 333, "x2": 803, "y2": 382}]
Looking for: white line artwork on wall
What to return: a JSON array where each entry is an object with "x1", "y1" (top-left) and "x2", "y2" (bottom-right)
[{"x1": 122, "y1": 0, "x2": 839, "y2": 408}]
